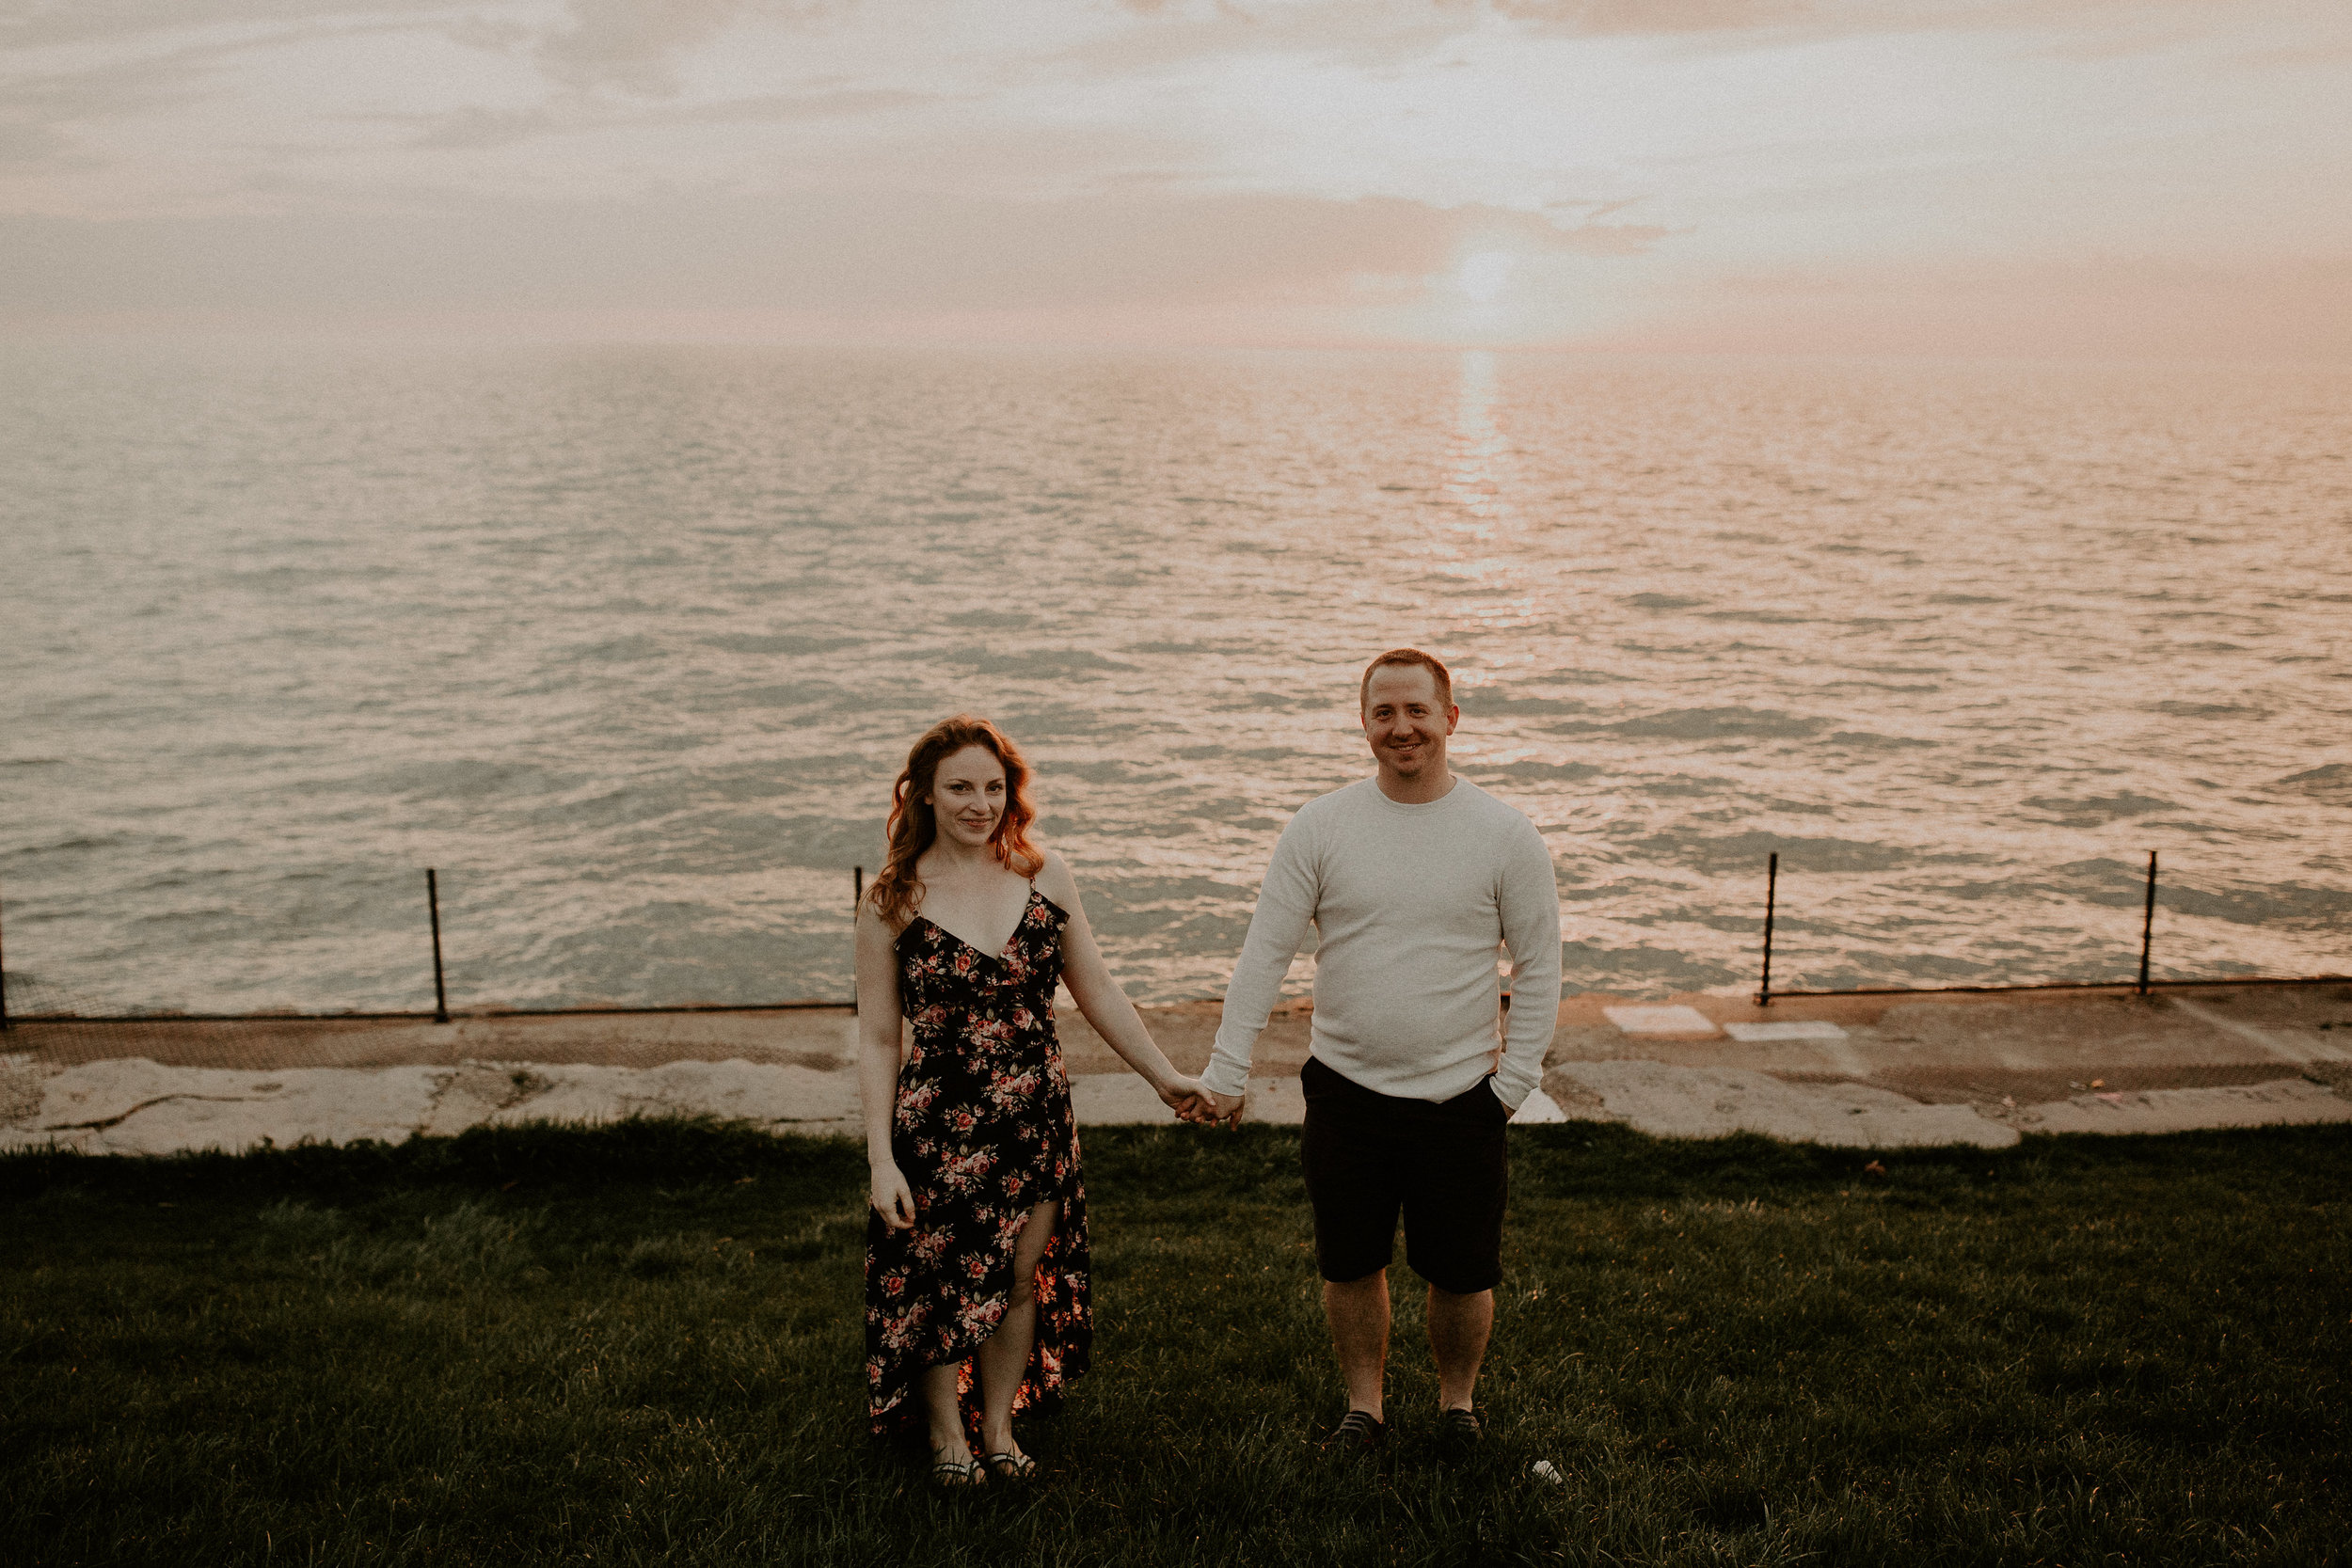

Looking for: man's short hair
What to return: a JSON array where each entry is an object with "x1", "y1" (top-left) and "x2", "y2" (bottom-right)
[{"x1": 1359, "y1": 647, "x2": 1454, "y2": 713}]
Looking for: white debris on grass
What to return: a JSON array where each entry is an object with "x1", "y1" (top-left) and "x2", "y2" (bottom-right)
[
  {"x1": 1723, "y1": 1021, "x2": 1849, "y2": 1042},
  {"x1": 1601, "y1": 1005, "x2": 1720, "y2": 1037},
  {"x1": 1545, "y1": 1060, "x2": 2018, "y2": 1149}
]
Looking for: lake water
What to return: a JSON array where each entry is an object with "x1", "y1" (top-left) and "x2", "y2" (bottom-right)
[{"x1": 2, "y1": 342, "x2": 2346, "y2": 1016}]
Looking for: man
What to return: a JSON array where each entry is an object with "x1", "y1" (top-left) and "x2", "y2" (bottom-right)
[{"x1": 1200, "y1": 648, "x2": 1561, "y2": 1457}]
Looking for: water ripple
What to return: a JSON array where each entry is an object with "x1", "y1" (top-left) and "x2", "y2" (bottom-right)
[{"x1": 1, "y1": 344, "x2": 2346, "y2": 1011}]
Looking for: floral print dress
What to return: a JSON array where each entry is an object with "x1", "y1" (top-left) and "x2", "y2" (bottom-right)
[{"x1": 865, "y1": 886, "x2": 1090, "y2": 1435}]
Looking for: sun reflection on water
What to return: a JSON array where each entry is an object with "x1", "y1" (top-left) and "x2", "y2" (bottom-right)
[{"x1": 1416, "y1": 349, "x2": 1530, "y2": 588}]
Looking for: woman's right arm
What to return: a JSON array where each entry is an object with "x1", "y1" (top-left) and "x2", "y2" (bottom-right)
[{"x1": 854, "y1": 899, "x2": 915, "y2": 1230}]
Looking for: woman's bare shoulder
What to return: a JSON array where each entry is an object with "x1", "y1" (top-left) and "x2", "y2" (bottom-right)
[
  {"x1": 856, "y1": 893, "x2": 914, "y2": 942},
  {"x1": 1032, "y1": 846, "x2": 1080, "y2": 904}
]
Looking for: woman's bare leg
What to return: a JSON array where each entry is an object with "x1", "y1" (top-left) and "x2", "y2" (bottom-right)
[
  {"x1": 920, "y1": 1361, "x2": 977, "y2": 1474},
  {"x1": 976, "y1": 1197, "x2": 1060, "y2": 1459}
]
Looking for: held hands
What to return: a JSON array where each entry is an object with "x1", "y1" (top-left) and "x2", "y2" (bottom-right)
[
  {"x1": 1158, "y1": 1075, "x2": 1219, "y2": 1126},
  {"x1": 869, "y1": 1160, "x2": 916, "y2": 1230},
  {"x1": 1161, "y1": 1078, "x2": 1246, "y2": 1129}
]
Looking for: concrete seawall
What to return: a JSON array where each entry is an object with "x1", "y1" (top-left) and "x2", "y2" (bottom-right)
[{"x1": 6, "y1": 985, "x2": 2348, "y2": 1156}]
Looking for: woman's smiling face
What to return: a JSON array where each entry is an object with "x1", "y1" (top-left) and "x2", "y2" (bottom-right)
[{"x1": 927, "y1": 744, "x2": 1007, "y2": 849}]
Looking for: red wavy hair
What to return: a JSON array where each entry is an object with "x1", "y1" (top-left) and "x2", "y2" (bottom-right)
[{"x1": 868, "y1": 715, "x2": 1044, "y2": 925}]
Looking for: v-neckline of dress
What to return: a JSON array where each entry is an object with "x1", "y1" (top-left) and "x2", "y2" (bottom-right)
[{"x1": 913, "y1": 886, "x2": 1041, "y2": 964}]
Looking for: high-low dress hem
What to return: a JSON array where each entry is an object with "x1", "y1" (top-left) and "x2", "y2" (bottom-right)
[{"x1": 864, "y1": 888, "x2": 1092, "y2": 1437}]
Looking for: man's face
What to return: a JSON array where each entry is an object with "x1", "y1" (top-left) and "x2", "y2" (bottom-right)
[{"x1": 1361, "y1": 664, "x2": 1457, "y2": 780}]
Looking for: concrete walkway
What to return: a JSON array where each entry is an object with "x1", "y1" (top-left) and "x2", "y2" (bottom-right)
[{"x1": 4, "y1": 984, "x2": 2347, "y2": 1157}]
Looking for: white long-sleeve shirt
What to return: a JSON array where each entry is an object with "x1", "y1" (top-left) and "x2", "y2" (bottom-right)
[{"x1": 1203, "y1": 777, "x2": 1562, "y2": 1109}]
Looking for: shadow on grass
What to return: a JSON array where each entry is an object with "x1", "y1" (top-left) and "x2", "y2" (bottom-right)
[{"x1": 3, "y1": 1118, "x2": 2346, "y2": 1565}]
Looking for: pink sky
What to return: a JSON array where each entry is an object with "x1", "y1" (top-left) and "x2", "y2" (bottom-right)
[{"x1": 2, "y1": 0, "x2": 2346, "y2": 358}]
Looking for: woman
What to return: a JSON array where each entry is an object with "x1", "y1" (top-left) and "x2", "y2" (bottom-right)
[{"x1": 858, "y1": 715, "x2": 1209, "y2": 1486}]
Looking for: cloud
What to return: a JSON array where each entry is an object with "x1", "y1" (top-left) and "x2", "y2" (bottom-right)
[
  {"x1": 0, "y1": 184, "x2": 1651, "y2": 325},
  {"x1": 1058, "y1": 0, "x2": 1556, "y2": 78},
  {"x1": 1, "y1": 48, "x2": 219, "y2": 119},
  {"x1": 1479, "y1": 0, "x2": 1811, "y2": 32},
  {"x1": 408, "y1": 104, "x2": 554, "y2": 151},
  {"x1": 536, "y1": 0, "x2": 841, "y2": 93},
  {"x1": 403, "y1": 87, "x2": 930, "y2": 150},
  {"x1": 1091, "y1": 0, "x2": 2256, "y2": 47},
  {"x1": 5, "y1": 0, "x2": 2341, "y2": 356},
  {"x1": 0, "y1": 35, "x2": 273, "y2": 178},
  {"x1": 1553, "y1": 219, "x2": 1670, "y2": 255},
  {"x1": 0, "y1": 12, "x2": 484, "y2": 156},
  {"x1": 1472, "y1": 0, "x2": 2296, "y2": 46},
  {"x1": 0, "y1": 1, "x2": 848, "y2": 105},
  {"x1": 14, "y1": 185, "x2": 2336, "y2": 362},
  {"x1": 0, "y1": 0, "x2": 461, "y2": 50},
  {"x1": 1603, "y1": 251, "x2": 2352, "y2": 361},
  {"x1": 1029, "y1": 0, "x2": 2323, "y2": 107},
  {"x1": 0, "y1": 119, "x2": 73, "y2": 165}
]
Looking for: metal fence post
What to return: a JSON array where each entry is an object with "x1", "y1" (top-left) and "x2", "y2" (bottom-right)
[
  {"x1": 851, "y1": 866, "x2": 864, "y2": 1013},
  {"x1": 1756, "y1": 851, "x2": 1779, "y2": 1006},
  {"x1": 2137, "y1": 850, "x2": 2158, "y2": 996},
  {"x1": 426, "y1": 868, "x2": 451, "y2": 1023}
]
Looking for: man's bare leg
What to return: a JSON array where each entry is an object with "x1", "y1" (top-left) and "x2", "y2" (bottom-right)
[
  {"x1": 975, "y1": 1198, "x2": 1059, "y2": 1463},
  {"x1": 1428, "y1": 1284, "x2": 1493, "y2": 1412},
  {"x1": 1324, "y1": 1270, "x2": 1391, "y2": 1419}
]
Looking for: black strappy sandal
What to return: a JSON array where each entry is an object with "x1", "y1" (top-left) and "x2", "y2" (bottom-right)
[
  {"x1": 928, "y1": 1451, "x2": 987, "y2": 1489},
  {"x1": 983, "y1": 1450, "x2": 1038, "y2": 1481}
]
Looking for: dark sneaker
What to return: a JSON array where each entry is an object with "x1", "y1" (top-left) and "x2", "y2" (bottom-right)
[
  {"x1": 1437, "y1": 1406, "x2": 1483, "y2": 1459},
  {"x1": 1327, "y1": 1409, "x2": 1387, "y2": 1457}
]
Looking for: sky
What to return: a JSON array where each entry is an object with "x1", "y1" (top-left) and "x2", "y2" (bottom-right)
[{"x1": 2, "y1": 0, "x2": 2347, "y2": 356}]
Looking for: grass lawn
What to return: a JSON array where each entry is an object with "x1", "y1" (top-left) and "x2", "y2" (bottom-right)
[{"x1": 3, "y1": 1118, "x2": 2345, "y2": 1566}]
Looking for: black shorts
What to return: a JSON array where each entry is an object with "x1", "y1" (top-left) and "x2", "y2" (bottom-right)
[{"x1": 1298, "y1": 1053, "x2": 1511, "y2": 1295}]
